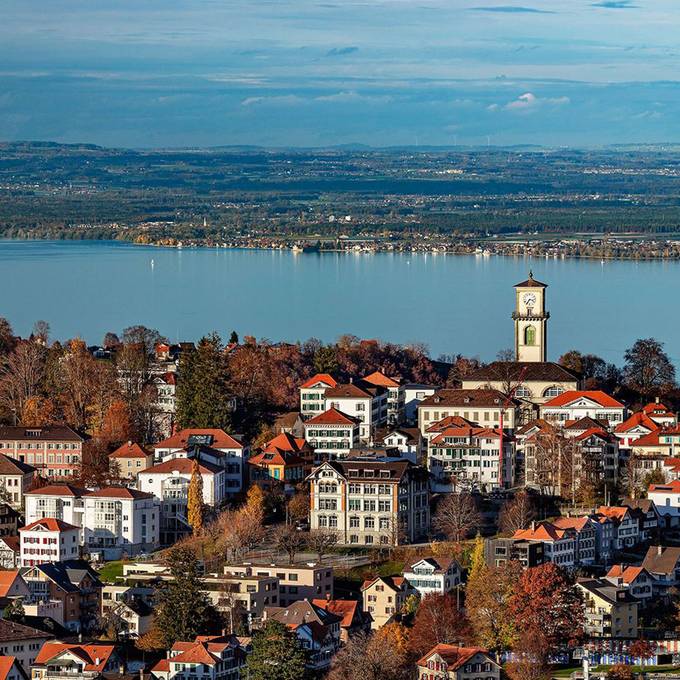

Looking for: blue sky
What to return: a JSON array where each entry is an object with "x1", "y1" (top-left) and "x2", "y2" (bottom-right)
[{"x1": 2, "y1": 0, "x2": 680, "y2": 147}]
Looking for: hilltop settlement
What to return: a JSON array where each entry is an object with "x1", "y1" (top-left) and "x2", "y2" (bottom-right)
[{"x1": 2, "y1": 275, "x2": 680, "y2": 678}]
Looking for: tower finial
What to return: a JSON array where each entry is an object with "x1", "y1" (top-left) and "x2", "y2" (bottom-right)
[{"x1": 529, "y1": 269, "x2": 534, "y2": 279}]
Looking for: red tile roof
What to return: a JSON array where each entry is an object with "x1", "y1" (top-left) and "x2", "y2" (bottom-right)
[
  {"x1": 649, "y1": 480, "x2": 680, "y2": 494},
  {"x1": 85, "y1": 487, "x2": 155, "y2": 500},
  {"x1": 248, "y1": 449, "x2": 306, "y2": 468},
  {"x1": 632, "y1": 431, "x2": 662, "y2": 447},
  {"x1": 513, "y1": 522, "x2": 569, "y2": 542},
  {"x1": 305, "y1": 407, "x2": 359, "y2": 425},
  {"x1": 20, "y1": 518, "x2": 79, "y2": 533},
  {"x1": 262, "y1": 432, "x2": 309, "y2": 455},
  {"x1": 0, "y1": 657, "x2": 18, "y2": 680},
  {"x1": 109, "y1": 442, "x2": 151, "y2": 459},
  {"x1": 426, "y1": 416, "x2": 477, "y2": 432},
  {"x1": 311, "y1": 599, "x2": 359, "y2": 628},
  {"x1": 543, "y1": 390, "x2": 624, "y2": 409},
  {"x1": 142, "y1": 458, "x2": 221, "y2": 475},
  {"x1": 362, "y1": 371, "x2": 400, "y2": 388},
  {"x1": 615, "y1": 411, "x2": 659, "y2": 434},
  {"x1": 34, "y1": 643, "x2": 115, "y2": 671},
  {"x1": 24, "y1": 484, "x2": 87, "y2": 498},
  {"x1": 154, "y1": 429, "x2": 243, "y2": 450},
  {"x1": 0, "y1": 571, "x2": 21, "y2": 598},
  {"x1": 596, "y1": 506, "x2": 630, "y2": 523},
  {"x1": 417, "y1": 644, "x2": 490, "y2": 670},
  {"x1": 300, "y1": 374, "x2": 337, "y2": 389},
  {"x1": 552, "y1": 517, "x2": 592, "y2": 532},
  {"x1": 606, "y1": 564, "x2": 647, "y2": 582}
]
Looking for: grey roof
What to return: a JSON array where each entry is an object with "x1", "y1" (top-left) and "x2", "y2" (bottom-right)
[{"x1": 0, "y1": 618, "x2": 54, "y2": 642}]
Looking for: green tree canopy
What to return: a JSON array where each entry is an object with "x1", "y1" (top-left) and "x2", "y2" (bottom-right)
[{"x1": 246, "y1": 619, "x2": 309, "y2": 680}]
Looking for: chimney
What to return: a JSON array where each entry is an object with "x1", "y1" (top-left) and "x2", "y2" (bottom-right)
[
  {"x1": 95, "y1": 658, "x2": 100, "y2": 667},
  {"x1": 139, "y1": 670, "x2": 144, "y2": 680},
  {"x1": 656, "y1": 396, "x2": 660, "y2": 404},
  {"x1": 658, "y1": 545, "x2": 663, "y2": 555},
  {"x1": 326, "y1": 592, "x2": 331, "y2": 601},
  {"x1": 530, "y1": 521, "x2": 536, "y2": 531}
]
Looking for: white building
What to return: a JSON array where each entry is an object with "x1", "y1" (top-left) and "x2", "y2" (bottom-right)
[
  {"x1": 300, "y1": 374, "x2": 338, "y2": 419},
  {"x1": 403, "y1": 384, "x2": 438, "y2": 424},
  {"x1": 402, "y1": 557, "x2": 462, "y2": 597},
  {"x1": 380, "y1": 427, "x2": 423, "y2": 464},
  {"x1": 540, "y1": 390, "x2": 626, "y2": 426},
  {"x1": 648, "y1": 480, "x2": 680, "y2": 527},
  {"x1": 19, "y1": 518, "x2": 80, "y2": 567},
  {"x1": 25, "y1": 484, "x2": 88, "y2": 527},
  {"x1": 324, "y1": 383, "x2": 388, "y2": 443},
  {"x1": 304, "y1": 408, "x2": 360, "y2": 461},
  {"x1": 512, "y1": 522, "x2": 576, "y2": 569},
  {"x1": 0, "y1": 455, "x2": 36, "y2": 510},
  {"x1": 153, "y1": 428, "x2": 248, "y2": 496},
  {"x1": 362, "y1": 371, "x2": 405, "y2": 425}
]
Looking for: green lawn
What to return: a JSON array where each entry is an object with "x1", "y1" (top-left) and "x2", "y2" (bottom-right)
[
  {"x1": 97, "y1": 560, "x2": 124, "y2": 584},
  {"x1": 551, "y1": 664, "x2": 680, "y2": 678}
]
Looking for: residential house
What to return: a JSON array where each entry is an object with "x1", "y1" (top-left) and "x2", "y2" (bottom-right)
[
  {"x1": 303, "y1": 408, "x2": 361, "y2": 461},
  {"x1": 590, "y1": 513, "x2": 617, "y2": 565},
  {"x1": 461, "y1": 360, "x2": 579, "y2": 406},
  {"x1": 0, "y1": 505, "x2": 19, "y2": 538},
  {"x1": 0, "y1": 426, "x2": 84, "y2": 479},
  {"x1": 153, "y1": 429, "x2": 248, "y2": 497},
  {"x1": 379, "y1": 428, "x2": 423, "y2": 464},
  {"x1": 402, "y1": 557, "x2": 462, "y2": 597},
  {"x1": 595, "y1": 506, "x2": 640, "y2": 550},
  {"x1": 0, "y1": 619, "x2": 53, "y2": 672},
  {"x1": 614, "y1": 411, "x2": 659, "y2": 451},
  {"x1": 577, "y1": 578, "x2": 638, "y2": 638},
  {"x1": 0, "y1": 457, "x2": 36, "y2": 510},
  {"x1": 552, "y1": 517, "x2": 598, "y2": 565},
  {"x1": 0, "y1": 571, "x2": 30, "y2": 602},
  {"x1": 571, "y1": 428, "x2": 619, "y2": 488},
  {"x1": 647, "y1": 481, "x2": 680, "y2": 528},
  {"x1": 247, "y1": 433, "x2": 312, "y2": 489},
  {"x1": 30, "y1": 643, "x2": 119, "y2": 680},
  {"x1": 307, "y1": 459, "x2": 430, "y2": 546},
  {"x1": 0, "y1": 538, "x2": 19, "y2": 570},
  {"x1": 403, "y1": 384, "x2": 438, "y2": 423},
  {"x1": 643, "y1": 400, "x2": 677, "y2": 427},
  {"x1": 622, "y1": 498, "x2": 660, "y2": 539},
  {"x1": 361, "y1": 576, "x2": 417, "y2": 629},
  {"x1": 224, "y1": 563, "x2": 333, "y2": 607},
  {"x1": 264, "y1": 599, "x2": 341, "y2": 672},
  {"x1": 418, "y1": 389, "x2": 519, "y2": 437},
  {"x1": 299, "y1": 374, "x2": 338, "y2": 419},
  {"x1": 605, "y1": 565, "x2": 654, "y2": 606},
  {"x1": 273, "y1": 412, "x2": 305, "y2": 439},
  {"x1": 642, "y1": 545, "x2": 680, "y2": 596},
  {"x1": 324, "y1": 382, "x2": 388, "y2": 443},
  {"x1": 311, "y1": 598, "x2": 371, "y2": 643},
  {"x1": 362, "y1": 371, "x2": 405, "y2": 425},
  {"x1": 108, "y1": 443, "x2": 154, "y2": 481},
  {"x1": 540, "y1": 391, "x2": 626, "y2": 426},
  {"x1": 512, "y1": 522, "x2": 576, "y2": 568},
  {"x1": 0, "y1": 657, "x2": 27, "y2": 680},
  {"x1": 19, "y1": 519, "x2": 80, "y2": 567},
  {"x1": 484, "y1": 536, "x2": 545, "y2": 569},
  {"x1": 24, "y1": 485, "x2": 87, "y2": 527},
  {"x1": 416, "y1": 644, "x2": 501, "y2": 680}
]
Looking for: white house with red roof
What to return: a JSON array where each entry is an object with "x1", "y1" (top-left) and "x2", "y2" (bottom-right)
[
  {"x1": 299, "y1": 374, "x2": 338, "y2": 419},
  {"x1": 614, "y1": 411, "x2": 659, "y2": 449},
  {"x1": 362, "y1": 370, "x2": 405, "y2": 424},
  {"x1": 605, "y1": 565, "x2": 654, "y2": 605},
  {"x1": 19, "y1": 518, "x2": 80, "y2": 567},
  {"x1": 31, "y1": 642, "x2": 119, "y2": 680},
  {"x1": 416, "y1": 644, "x2": 501, "y2": 680},
  {"x1": 24, "y1": 484, "x2": 88, "y2": 528},
  {"x1": 512, "y1": 521, "x2": 576, "y2": 568},
  {"x1": 540, "y1": 390, "x2": 626, "y2": 426},
  {"x1": 248, "y1": 432, "x2": 312, "y2": 488},
  {"x1": 595, "y1": 506, "x2": 640, "y2": 549},
  {"x1": 643, "y1": 400, "x2": 677, "y2": 427},
  {"x1": 108, "y1": 442, "x2": 154, "y2": 481},
  {"x1": 303, "y1": 407, "x2": 360, "y2": 460},
  {"x1": 648, "y1": 480, "x2": 680, "y2": 527},
  {"x1": 324, "y1": 382, "x2": 388, "y2": 443},
  {"x1": 153, "y1": 428, "x2": 248, "y2": 496}
]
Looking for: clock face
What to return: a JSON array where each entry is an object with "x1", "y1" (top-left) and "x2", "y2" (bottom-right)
[{"x1": 523, "y1": 293, "x2": 537, "y2": 307}]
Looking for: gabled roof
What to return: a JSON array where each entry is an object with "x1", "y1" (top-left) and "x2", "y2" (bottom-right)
[
  {"x1": 426, "y1": 416, "x2": 477, "y2": 433},
  {"x1": 109, "y1": 442, "x2": 151, "y2": 460},
  {"x1": 265, "y1": 599, "x2": 341, "y2": 629},
  {"x1": 154, "y1": 428, "x2": 243, "y2": 451},
  {"x1": 0, "y1": 618, "x2": 53, "y2": 642},
  {"x1": 381, "y1": 427, "x2": 421, "y2": 444},
  {"x1": 0, "y1": 537, "x2": 19, "y2": 554},
  {"x1": 405, "y1": 556, "x2": 458, "y2": 574},
  {"x1": 565, "y1": 416, "x2": 609, "y2": 432},
  {"x1": 305, "y1": 407, "x2": 359, "y2": 426},
  {"x1": 311, "y1": 599, "x2": 361, "y2": 629},
  {"x1": 515, "y1": 272, "x2": 547, "y2": 288},
  {"x1": 513, "y1": 521, "x2": 570, "y2": 542},
  {"x1": 85, "y1": 487, "x2": 155, "y2": 500},
  {"x1": 170, "y1": 642, "x2": 220, "y2": 665},
  {"x1": 22, "y1": 560, "x2": 101, "y2": 593},
  {"x1": 24, "y1": 484, "x2": 87, "y2": 498},
  {"x1": 420, "y1": 389, "x2": 516, "y2": 408},
  {"x1": 360, "y1": 575, "x2": 408, "y2": 593},
  {"x1": 643, "y1": 402, "x2": 674, "y2": 417},
  {"x1": 0, "y1": 426, "x2": 84, "y2": 443},
  {"x1": 552, "y1": 517, "x2": 593, "y2": 532},
  {"x1": 574, "y1": 427, "x2": 613, "y2": 443},
  {"x1": 261, "y1": 432, "x2": 309, "y2": 455},
  {"x1": 595, "y1": 506, "x2": 631, "y2": 523},
  {"x1": 516, "y1": 418, "x2": 555, "y2": 436},
  {"x1": 649, "y1": 480, "x2": 680, "y2": 494},
  {"x1": 141, "y1": 458, "x2": 222, "y2": 475},
  {"x1": 248, "y1": 449, "x2": 306, "y2": 468},
  {"x1": 300, "y1": 374, "x2": 337, "y2": 390},
  {"x1": 0, "y1": 571, "x2": 23, "y2": 597},
  {"x1": 0, "y1": 657, "x2": 23, "y2": 680},
  {"x1": 643, "y1": 545, "x2": 680, "y2": 575},
  {"x1": 464, "y1": 361, "x2": 578, "y2": 384},
  {"x1": 614, "y1": 411, "x2": 659, "y2": 434},
  {"x1": 543, "y1": 390, "x2": 624, "y2": 409},
  {"x1": 417, "y1": 644, "x2": 492, "y2": 670},
  {"x1": 633, "y1": 430, "x2": 663, "y2": 447},
  {"x1": 20, "y1": 518, "x2": 79, "y2": 533},
  {"x1": 0, "y1": 455, "x2": 35, "y2": 476},
  {"x1": 606, "y1": 565, "x2": 649, "y2": 583},
  {"x1": 325, "y1": 383, "x2": 376, "y2": 399},
  {"x1": 577, "y1": 577, "x2": 636, "y2": 605},
  {"x1": 34, "y1": 643, "x2": 114, "y2": 671},
  {"x1": 362, "y1": 371, "x2": 401, "y2": 388},
  {"x1": 430, "y1": 426, "x2": 502, "y2": 446}
]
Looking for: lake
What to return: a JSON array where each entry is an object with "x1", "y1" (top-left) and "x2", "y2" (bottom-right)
[{"x1": 0, "y1": 239, "x2": 677, "y2": 366}]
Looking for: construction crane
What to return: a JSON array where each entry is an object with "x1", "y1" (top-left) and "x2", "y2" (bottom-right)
[{"x1": 498, "y1": 365, "x2": 528, "y2": 490}]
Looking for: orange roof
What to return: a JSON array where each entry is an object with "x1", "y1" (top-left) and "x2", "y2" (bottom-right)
[
  {"x1": 417, "y1": 644, "x2": 489, "y2": 670},
  {"x1": 649, "y1": 480, "x2": 680, "y2": 494},
  {"x1": 426, "y1": 416, "x2": 477, "y2": 432},
  {"x1": 606, "y1": 564, "x2": 646, "y2": 582},
  {"x1": 85, "y1": 487, "x2": 155, "y2": 500},
  {"x1": 615, "y1": 411, "x2": 659, "y2": 434},
  {"x1": 430, "y1": 426, "x2": 501, "y2": 446},
  {"x1": 543, "y1": 390, "x2": 624, "y2": 409},
  {"x1": 24, "y1": 484, "x2": 87, "y2": 497},
  {"x1": 311, "y1": 599, "x2": 359, "y2": 628},
  {"x1": 109, "y1": 442, "x2": 151, "y2": 459},
  {"x1": 141, "y1": 458, "x2": 221, "y2": 475},
  {"x1": 34, "y1": 643, "x2": 115, "y2": 671},
  {"x1": 552, "y1": 517, "x2": 591, "y2": 531},
  {"x1": 596, "y1": 506, "x2": 630, "y2": 522},
  {"x1": 0, "y1": 657, "x2": 18, "y2": 680},
  {"x1": 362, "y1": 371, "x2": 400, "y2": 388},
  {"x1": 262, "y1": 432, "x2": 308, "y2": 455},
  {"x1": 575, "y1": 427, "x2": 612, "y2": 443},
  {"x1": 300, "y1": 374, "x2": 337, "y2": 389},
  {"x1": 0, "y1": 571, "x2": 21, "y2": 597},
  {"x1": 20, "y1": 518, "x2": 79, "y2": 533},
  {"x1": 643, "y1": 402, "x2": 672, "y2": 415},
  {"x1": 305, "y1": 407, "x2": 359, "y2": 426},
  {"x1": 632, "y1": 430, "x2": 662, "y2": 447},
  {"x1": 154, "y1": 428, "x2": 243, "y2": 450},
  {"x1": 248, "y1": 449, "x2": 306, "y2": 468},
  {"x1": 171, "y1": 642, "x2": 219, "y2": 665},
  {"x1": 513, "y1": 522, "x2": 569, "y2": 542},
  {"x1": 663, "y1": 457, "x2": 680, "y2": 473}
]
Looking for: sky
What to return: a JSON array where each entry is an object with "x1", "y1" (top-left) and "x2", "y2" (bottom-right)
[{"x1": 2, "y1": 0, "x2": 680, "y2": 147}]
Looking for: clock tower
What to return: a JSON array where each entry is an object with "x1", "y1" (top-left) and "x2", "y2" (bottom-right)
[{"x1": 512, "y1": 271, "x2": 549, "y2": 362}]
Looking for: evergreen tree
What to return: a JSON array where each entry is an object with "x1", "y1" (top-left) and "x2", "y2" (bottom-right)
[
  {"x1": 187, "y1": 457, "x2": 204, "y2": 532},
  {"x1": 246, "y1": 620, "x2": 309, "y2": 680},
  {"x1": 176, "y1": 333, "x2": 233, "y2": 429},
  {"x1": 154, "y1": 545, "x2": 217, "y2": 647}
]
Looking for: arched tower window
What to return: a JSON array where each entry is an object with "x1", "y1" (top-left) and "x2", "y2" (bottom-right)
[{"x1": 524, "y1": 325, "x2": 536, "y2": 346}]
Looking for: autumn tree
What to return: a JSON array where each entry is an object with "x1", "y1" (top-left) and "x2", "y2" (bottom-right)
[
  {"x1": 154, "y1": 545, "x2": 218, "y2": 647},
  {"x1": 20, "y1": 396, "x2": 55, "y2": 427},
  {"x1": 0, "y1": 341, "x2": 46, "y2": 422},
  {"x1": 78, "y1": 438, "x2": 119, "y2": 488},
  {"x1": 408, "y1": 593, "x2": 472, "y2": 658},
  {"x1": 499, "y1": 490, "x2": 536, "y2": 535},
  {"x1": 313, "y1": 346, "x2": 338, "y2": 375},
  {"x1": 176, "y1": 333, "x2": 233, "y2": 429},
  {"x1": 606, "y1": 664, "x2": 635, "y2": 680},
  {"x1": 306, "y1": 529, "x2": 338, "y2": 563},
  {"x1": 509, "y1": 563, "x2": 584, "y2": 654},
  {"x1": 287, "y1": 487, "x2": 310, "y2": 524},
  {"x1": 433, "y1": 492, "x2": 481, "y2": 542},
  {"x1": 528, "y1": 429, "x2": 578, "y2": 498},
  {"x1": 328, "y1": 631, "x2": 408, "y2": 680},
  {"x1": 628, "y1": 638, "x2": 655, "y2": 662},
  {"x1": 506, "y1": 627, "x2": 551, "y2": 680},
  {"x1": 246, "y1": 619, "x2": 309, "y2": 680},
  {"x1": 0, "y1": 318, "x2": 16, "y2": 358},
  {"x1": 122, "y1": 325, "x2": 165, "y2": 354},
  {"x1": 274, "y1": 523, "x2": 305, "y2": 564},
  {"x1": 99, "y1": 400, "x2": 132, "y2": 446},
  {"x1": 623, "y1": 338, "x2": 676, "y2": 397},
  {"x1": 32, "y1": 320, "x2": 50, "y2": 345},
  {"x1": 187, "y1": 458, "x2": 205, "y2": 533}
]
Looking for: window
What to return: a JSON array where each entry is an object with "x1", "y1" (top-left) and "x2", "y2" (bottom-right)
[
  {"x1": 524, "y1": 325, "x2": 536, "y2": 346},
  {"x1": 543, "y1": 385, "x2": 564, "y2": 398}
]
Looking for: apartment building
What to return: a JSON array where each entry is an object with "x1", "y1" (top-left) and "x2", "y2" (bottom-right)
[
  {"x1": 402, "y1": 557, "x2": 462, "y2": 597},
  {"x1": 108, "y1": 442, "x2": 154, "y2": 481},
  {"x1": 299, "y1": 374, "x2": 338, "y2": 419},
  {"x1": 577, "y1": 578, "x2": 638, "y2": 638},
  {"x1": 540, "y1": 391, "x2": 626, "y2": 426},
  {"x1": 0, "y1": 456, "x2": 36, "y2": 510},
  {"x1": 304, "y1": 408, "x2": 361, "y2": 461},
  {"x1": 25, "y1": 485, "x2": 87, "y2": 527},
  {"x1": 551, "y1": 517, "x2": 598, "y2": 565},
  {"x1": 595, "y1": 506, "x2": 640, "y2": 550},
  {"x1": 19, "y1": 519, "x2": 80, "y2": 567},
  {"x1": 201, "y1": 573, "x2": 279, "y2": 621},
  {"x1": 307, "y1": 459, "x2": 430, "y2": 546},
  {"x1": 224, "y1": 563, "x2": 333, "y2": 607},
  {"x1": 361, "y1": 576, "x2": 416, "y2": 629},
  {"x1": 0, "y1": 619, "x2": 54, "y2": 673},
  {"x1": 324, "y1": 383, "x2": 388, "y2": 443},
  {"x1": 362, "y1": 371, "x2": 405, "y2": 425},
  {"x1": 512, "y1": 522, "x2": 576, "y2": 569},
  {"x1": 484, "y1": 537, "x2": 545, "y2": 569}
]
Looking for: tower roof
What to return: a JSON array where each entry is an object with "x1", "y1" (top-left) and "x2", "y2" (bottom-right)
[{"x1": 514, "y1": 270, "x2": 547, "y2": 288}]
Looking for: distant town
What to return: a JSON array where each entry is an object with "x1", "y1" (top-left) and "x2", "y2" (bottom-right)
[{"x1": 0, "y1": 274, "x2": 679, "y2": 678}]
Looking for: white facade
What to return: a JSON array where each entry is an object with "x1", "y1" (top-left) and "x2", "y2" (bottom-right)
[
  {"x1": 648, "y1": 482, "x2": 680, "y2": 527},
  {"x1": 25, "y1": 486, "x2": 87, "y2": 527},
  {"x1": 403, "y1": 384, "x2": 437, "y2": 423},
  {"x1": 540, "y1": 392, "x2": 626, "y2": 425},
  {"x1": 300, "y1": 375, "x2": 337, "y2": 419},
  {"x1": 402, "y1": 557, "x2": 462, "y2": 597},
  {"x1": 324, "y1": 386, "x2": 388, "y2": 443},
  {"x1": 19, "y1": 519, "x2": 80, "y2": 567},
  {"x1": 304, "y1": 409, "x2": 360, "y2": 461}
]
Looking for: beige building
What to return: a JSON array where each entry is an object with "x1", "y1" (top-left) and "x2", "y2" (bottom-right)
[
  {"x1": 108, "y1": 442, "x2": 154, "y2": 480},
  {"x1": 361, "y1": 575, "x2": 416, "y2": 629},
  {"x1": 224, "y1": 563, "x2": 334, "y2": 607},
  {"x1": 513, "y1": 272, "x2": 549, "y2": 362},
  {"x1": 577, "y1": 578, "x2": 638, "y2": 638},
  {"x1": 307, "y1": 459, "x2": 430, "y2": 546},
  {"x1": 418, "y1": 389, "x2": 519, "y2": 435},
  {"x1": 417, "y1": 644, "x2": 501, "y2": 680}
]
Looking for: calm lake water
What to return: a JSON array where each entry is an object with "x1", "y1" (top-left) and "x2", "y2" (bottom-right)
[{"x1": 0, "y1": 239, "x2": 677, "y2": 365}]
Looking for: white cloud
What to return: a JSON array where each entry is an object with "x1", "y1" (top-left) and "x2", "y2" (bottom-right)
[{"x1": 488, "y1": 91, "x2": 570, "y2": 113}]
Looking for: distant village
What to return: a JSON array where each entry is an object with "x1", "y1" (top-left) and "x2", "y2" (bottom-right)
[{"x1": 1, "y1": 274, "x2": 680, "y2": 679}]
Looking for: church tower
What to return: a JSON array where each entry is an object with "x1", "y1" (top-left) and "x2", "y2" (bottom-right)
[{"x1": 512, "y1": 271, "x2": 549, "y2": 362}]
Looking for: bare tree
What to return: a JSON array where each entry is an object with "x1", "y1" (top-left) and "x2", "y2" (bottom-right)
[
  {"x1": 0, "y1": 341, "x2": 46, "y2": 421},
  {"x1": 306, "y1": 529, "x2": 338, "y2": 563},
  {"x1": 274, "y1": 523, "x2": 305, "y2": 564},
  {"x1": 32, "y1": 320, "x2": 50, "y2": 345},
  {"x1": 328, "y1": 631, "x2": 409, "y2": 680},
  {"x1": 499, "y1": 490, "x2": 536, "y2": 535},
  {"x1": 433, "y1": 492, "x2": 481, "y2": 542},
  {"x1": 527, "y1": 429, "x2": 578, "y2": 498}
]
